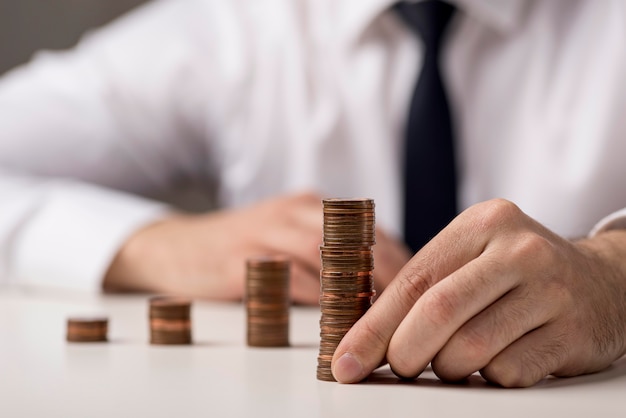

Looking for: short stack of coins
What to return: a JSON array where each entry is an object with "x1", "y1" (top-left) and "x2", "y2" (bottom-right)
[
  {"x1": 246, "y1": 256, "x2": 290, "y2": 347},
  {"x1": 317, "y1": 198, "x2": 376, "y2": 381},
  {"x1": 149, "y1": 297, "x2": 192, "y2": 345},
  {"x1": 66, "y1": 317, "x2": 108, "y2": 343}
]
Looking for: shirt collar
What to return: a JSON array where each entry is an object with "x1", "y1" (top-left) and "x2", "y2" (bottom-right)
[
  {"x1": 452, "y1": 0, "x2": 526, "y2": 32},
  {"x1": 336, "y1": 0, "x2": 394, "y2": 44},
  {"x1": 339, "y1": 0, "x2": 526, "y2": 44}
]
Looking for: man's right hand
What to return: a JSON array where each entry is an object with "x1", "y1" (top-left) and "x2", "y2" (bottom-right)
[{"x1": 103, "y1": 192, "x2": 410, "y2": 305}]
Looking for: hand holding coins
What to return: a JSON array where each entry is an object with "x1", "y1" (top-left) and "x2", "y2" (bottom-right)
[{"x1": 69, "y1": 197, "x2": 392, "y2": 386}]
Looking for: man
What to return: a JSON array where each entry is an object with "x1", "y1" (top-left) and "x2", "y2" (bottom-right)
[{"x1": 0, "y1": 0, "x2": 625, "y2": 387}]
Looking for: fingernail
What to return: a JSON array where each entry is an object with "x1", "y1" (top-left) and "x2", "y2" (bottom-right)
[{"x1": 333, "y1": 353, "x2": 364, "y2": 383}]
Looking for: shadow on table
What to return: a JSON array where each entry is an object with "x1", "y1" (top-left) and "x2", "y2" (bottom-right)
[
  {"x1": 105, "y1": 338, "x2": 320, "y2": 349},
  {"x1": 289, "y1": 342, "x2": 320, "y2": 349},
  {"x1": 362, "y1": 355, "x2": 626, "y2": 390},
  {"x1": 104, "y1": 338, "x2": 236, "y2": 348}
]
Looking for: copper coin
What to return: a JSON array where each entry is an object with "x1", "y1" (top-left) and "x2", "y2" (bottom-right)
[
  {"x1": 66, "y1": 317, "x2": 108, "y2": 343},
  {"x1": 150, "y1": 318, "x2": 191, "y2": 332},
  {"x1": 246, "y1": 255, "x2": 291, "y2": 347}
]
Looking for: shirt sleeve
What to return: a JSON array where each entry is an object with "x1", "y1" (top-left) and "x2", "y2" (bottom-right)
[
  {"x1": 0, "y1": 173, "x2": 169, "y2": 291},
  {"x1": 589, "y1": 208, "x2": 626, "y2": 236},
  {"x1": 0, "y1": 0, "x2": 216, "y2": 291}
]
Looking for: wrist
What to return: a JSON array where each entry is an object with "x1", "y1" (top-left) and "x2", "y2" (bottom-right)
[
  {"x1": 575, "y1": 229, "x2": 626, "y2": 357},
  {"x1": 102, "y1": 214, "x2": 184, "y2": 293},
  {"x1": 577, "y1": 229, "x2": 626, "y2": 275}
]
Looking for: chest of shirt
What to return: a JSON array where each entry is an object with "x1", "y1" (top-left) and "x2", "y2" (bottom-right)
[{"x1": 202, "y1": 1, "x2": 626, "y2": 237}]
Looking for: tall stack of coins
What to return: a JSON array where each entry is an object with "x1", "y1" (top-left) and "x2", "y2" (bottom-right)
[
  {"x1": 66, "y1": 317, "x2": 108, "y2": 343},
  {"x1": 246, "y1": 256, "x2": 290, "y2": 347},
  {"x1": 317, "y1": 198, "x2": 376, "y2": 381},
  {"x1": 149, "y1": 297, "x2": 192, "y2": 345}
]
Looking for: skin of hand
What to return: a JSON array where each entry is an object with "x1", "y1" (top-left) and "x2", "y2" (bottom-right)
[
  {"x1": 103, "y1": 192, "x2": 410, "y2": 305},
  {"x1": 332, "y1": 198, "x2": 626, "y2": 387}
]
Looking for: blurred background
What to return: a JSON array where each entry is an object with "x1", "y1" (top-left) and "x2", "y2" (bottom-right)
[
  {"x1": 0, "y1": 0, "x2": 214, "y2": 209},
  {"x1": 0, "y1": 0, "x2": 148, "y2": 75}
]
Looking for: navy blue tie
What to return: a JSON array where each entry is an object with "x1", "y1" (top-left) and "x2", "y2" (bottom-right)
[{"x1": 395, "y1": 1, "x2": 457, "y2": 254}]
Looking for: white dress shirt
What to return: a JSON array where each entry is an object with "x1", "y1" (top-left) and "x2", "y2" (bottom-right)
[{"x1": 1, "y1": 0, "x2": 625, "y2": 291}]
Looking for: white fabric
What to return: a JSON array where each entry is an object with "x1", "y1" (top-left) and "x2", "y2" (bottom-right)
[
  {"x1": 1, "y1": 0, "x2": 625, "y2": 291},
  {"x1": 591, "y1": 208, "x2": 626, "y2": 237}
]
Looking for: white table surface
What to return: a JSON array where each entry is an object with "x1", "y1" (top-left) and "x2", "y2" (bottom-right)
[{"x1": 1, "y1": 287, "x2": 625, "y2": 418}]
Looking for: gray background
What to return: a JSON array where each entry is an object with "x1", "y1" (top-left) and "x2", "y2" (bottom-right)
[{"x1": 0, "y1": 0, "x2": 148, "y2": 75}]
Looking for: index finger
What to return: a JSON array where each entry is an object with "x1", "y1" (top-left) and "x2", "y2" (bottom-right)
[{"x1": 330, "y1": 203, "x2": 494, "y2": 383}]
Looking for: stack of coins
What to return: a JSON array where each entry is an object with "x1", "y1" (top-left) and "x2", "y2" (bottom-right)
[
  {"x1": 66, "y1": 317, "x2": 108, "y2": 343},
  {"x1": 317, "y1": 198, "x2": 376, "y2": 381},
  {"x1": 246, "y1": 256, "x2": 291, "y2": 347},
  {"x1": 149, "y1": 297, "x2": 192, "y2": 345}
]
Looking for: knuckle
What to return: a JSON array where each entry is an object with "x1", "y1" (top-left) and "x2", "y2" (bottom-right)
[
  {"x1": 393, "y1": 268, "x2": 432, "y2": 303},
  {"x1": 483, "y1": 360, "x2": 528, "y2": 388},
  {"x1": 432, "y1": 327, "x2": 492, "y2": 381},
  {"x1": 295, "y1": 190, "x2": 321, "y2": 204},
  {"x1": 487, "y1": 198, "x2": 521, "y2": 218},
  {"x1": 387, "y1": 338, "x2": 421, "y2": 379},
  {"x1": 309, "y1": 191, "x2": 323, "y2": 202},
  {"x1": 420, "y1": 287, "x2": 458, "y2": 329},
  {"x1": 471, "y1": 198, "x2": 522, "y2": 231},
  {"x1": 456, "y1": 327, "x2": 492, "y2": 364},
  {"x1": 509, "y1": 232, "x2": 554, "y2": 265},
  {"x1": 483, "y1": 337, "x2": 567, "y2": 388},
  {"x1": 355, "y1": 316, "x2": 389, "y2": 352},
  {"x1": 346, "y1": 318, "x2": 389, "y2": 364},
  {"x1": 527, "y1": 337, "x2": 568, "y2": 374}
]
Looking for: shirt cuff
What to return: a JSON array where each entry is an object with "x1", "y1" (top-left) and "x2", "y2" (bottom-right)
[
  {"x1": 589, "y1": 208, "x2": 626, "y2": 237},
  {"x1": 11, "y1": 183, "x2": 169, "y2": 292}
]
